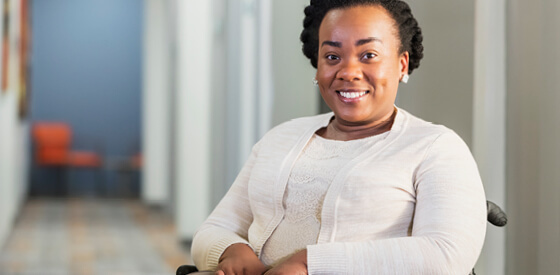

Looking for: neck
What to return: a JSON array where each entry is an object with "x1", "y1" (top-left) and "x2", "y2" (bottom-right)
[{"x1": 319, "y1": 108, "x2": 397, "y2": 141}]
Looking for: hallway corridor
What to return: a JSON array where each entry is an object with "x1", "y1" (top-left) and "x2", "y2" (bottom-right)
[{"x1": 0, "y1": 199, "x2": 192, "y2": 275}]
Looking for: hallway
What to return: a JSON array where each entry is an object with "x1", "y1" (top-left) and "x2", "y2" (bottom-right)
[{"x1": 0, "y1": 199, "x2": 192, "y2": 275}]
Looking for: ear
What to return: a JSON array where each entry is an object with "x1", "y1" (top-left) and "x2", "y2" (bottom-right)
[{"x1": 399, "y1": 51, "x2": 410, "y2": 76}]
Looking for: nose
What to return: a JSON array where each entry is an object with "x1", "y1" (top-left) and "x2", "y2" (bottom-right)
[{"x1": 336, "y1": 59, "x2": 363, "y2": 81}]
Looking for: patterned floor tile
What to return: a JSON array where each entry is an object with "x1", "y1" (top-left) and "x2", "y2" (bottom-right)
[{"x1": 0, "y1": 199, "x2": 192, "y2": 275}]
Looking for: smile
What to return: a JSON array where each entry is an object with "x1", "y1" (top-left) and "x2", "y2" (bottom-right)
[{"x1": 337, "y1": 90, "x2": 369, "y2": 99}]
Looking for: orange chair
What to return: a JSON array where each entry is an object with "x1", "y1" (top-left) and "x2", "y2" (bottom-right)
[{"x1": 32, "y1": 122, "x2": 103, "y2": 196}]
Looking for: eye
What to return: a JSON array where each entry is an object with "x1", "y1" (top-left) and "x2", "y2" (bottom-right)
[
  {"x1": 326, "y1": 54, "x2": 340, "y2": 61},
  {"x1": 362, "y1": 52, "x2": 377, "y2": 60}
]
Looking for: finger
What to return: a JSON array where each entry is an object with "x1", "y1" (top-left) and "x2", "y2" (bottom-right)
[{"x1": 217, "y1": 267, "x2": 236, "y2": 275}]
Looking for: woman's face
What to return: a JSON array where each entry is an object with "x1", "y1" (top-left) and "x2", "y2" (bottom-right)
[{"x1": 316, "y1": 5, "x2": 408, "y2": 126}]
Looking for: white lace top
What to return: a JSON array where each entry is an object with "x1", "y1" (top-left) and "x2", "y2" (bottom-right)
[{"x1": 261, "y1": 132, "x2": 390, "y2": 266}]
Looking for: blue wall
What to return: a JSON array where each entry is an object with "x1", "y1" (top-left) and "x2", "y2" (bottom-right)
[{"x1": 30, "y1": 0, "x2": 143, "y2": 195}]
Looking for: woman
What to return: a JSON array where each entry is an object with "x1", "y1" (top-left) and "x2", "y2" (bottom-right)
[{"x1": 192, "y1": 0, "x2": 486, "y2": 274}]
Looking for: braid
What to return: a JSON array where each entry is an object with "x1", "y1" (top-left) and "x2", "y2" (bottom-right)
[
  {"x1": 300, "y1": 3, "x2": 327, "y2": 68},
  {"x1": 388, "y1": 0, "x2": 423, "y2": 74},
  {"x1": 300, "y1": 0, "x2": 424, "y2": 74}
]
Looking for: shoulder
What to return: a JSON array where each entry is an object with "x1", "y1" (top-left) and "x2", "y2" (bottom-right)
[
  {"x1": 399, "y1": 109, "x2": 453, "y2": 136},
  {"x1": 393, "y1": 108, "x2": 470, "y2": 156},
  {"x1": 398, "y1": 108, "x2": 464, "y2": 142}
]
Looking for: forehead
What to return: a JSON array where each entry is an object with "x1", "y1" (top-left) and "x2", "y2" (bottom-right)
[{"x1": 319, "y1": 5, "x2": 398, "y2": 45}]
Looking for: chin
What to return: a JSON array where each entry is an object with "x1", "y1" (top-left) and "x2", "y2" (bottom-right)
[{"x1": 334, "y1": 112, "x2": 371, "y2": 124}]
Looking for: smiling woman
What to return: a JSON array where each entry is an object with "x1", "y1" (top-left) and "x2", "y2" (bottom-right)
[
  {"x1": 191, "y1": 1, "x2": 486, "y2": 274},
  {"x1": 314, "y1": 5, "x2": 407, "y2": 140}
]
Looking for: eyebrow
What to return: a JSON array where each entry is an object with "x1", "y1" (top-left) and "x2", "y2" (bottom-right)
[
  {"x1": 356, "y1": 37, "x2": 383, "y2": 46},
  {"x1": 321, "y1": 37, "x2": 383, "y2": 48},
  {"x1": 321, "y1": 40, "x2": 342, "y2": 48}
]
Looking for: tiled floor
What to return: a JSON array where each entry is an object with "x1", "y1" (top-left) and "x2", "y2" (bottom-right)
[{"x1": 0, "y1": 199, "x2": 192, "y2": 275}]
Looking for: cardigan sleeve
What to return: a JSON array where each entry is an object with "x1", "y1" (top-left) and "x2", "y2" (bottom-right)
[
  {"x1": 306, "y1": 131, "x2": 487, "y2": 274},
  {"x1": 191, "y1": 141, "x2": 261, "y2": 271}
]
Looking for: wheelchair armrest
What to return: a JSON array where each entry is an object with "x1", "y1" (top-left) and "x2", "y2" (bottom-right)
[
  {"x1": 177, "y1": 265, "x2": 199, "y2": 275},
  {"x1": 487, "y1": 200, "x2": 507, "y2": 227}
]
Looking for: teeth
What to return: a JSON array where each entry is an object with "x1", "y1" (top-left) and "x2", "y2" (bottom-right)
[{"x1": 339, "y1": 91, "x2": 367, "y2": 99}]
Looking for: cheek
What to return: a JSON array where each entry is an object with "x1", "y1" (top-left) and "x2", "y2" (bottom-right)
[
  {"x1": 368, "y1": 63, "x2": 400, "y2": 84},
  {"x1": 316, "y1": 64, "x2": 334, "y2": 83},
  {"x1": 364, "y1": 66, "x2": 388, "y2": 85}
]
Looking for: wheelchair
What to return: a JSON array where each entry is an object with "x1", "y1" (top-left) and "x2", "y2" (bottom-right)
[{"x1": 177, "y1": 200, "x2": 507, "y2": 275}]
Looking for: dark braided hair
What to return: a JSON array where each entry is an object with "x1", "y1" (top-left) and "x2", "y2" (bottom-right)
[{"x1": 300, "y1": 0, "x2": 424, "y2": 75}]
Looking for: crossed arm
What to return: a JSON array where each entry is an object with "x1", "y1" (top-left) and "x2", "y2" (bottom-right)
[{"x1": 216, "y1": 243, "x2": 307, "y2": 275}]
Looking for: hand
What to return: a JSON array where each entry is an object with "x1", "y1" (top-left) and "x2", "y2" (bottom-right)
[
  {"x1": 264, "y1": 249, "x2": 308, "y2": 275},
  {"x1": 216, "y1": 243, "x2": 268, "y2": 275}
]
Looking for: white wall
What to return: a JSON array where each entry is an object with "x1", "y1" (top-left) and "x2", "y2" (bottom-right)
[
  {"x1": 174, "y1": 0, "x2": 213, "y2": 239},
  {"x1": 222, "y1": 0, "x2": 275, "y2": 187},
  {"x1": 472, "y1": 0, "x2": 506, "y2": 274},
  {"x1": 271, "y1": 0, "x2": 318, "y2": 126},
  {"x1": 398, "y1": 0, "x2": 475, "y2": 146},
  {"x1": 142, "y1": 0, "x2": 172, "y2": 206},
  {"x1": 0, "y1": 92, "x2": 29, "y2": 250},
  {"x1": 0, "y1": 0, "x2": 28, "y2": 250},
  {"x1": 507, "y1": 0, "x2": 560, "y2": 274}
]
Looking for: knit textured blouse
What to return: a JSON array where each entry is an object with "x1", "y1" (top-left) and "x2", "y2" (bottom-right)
[
  {"x1": 261, "y1": 132, "x2": 390, "y2": 266},
  {"x1": 191, "y1": 108, "x2": 487, "y2": 274}
]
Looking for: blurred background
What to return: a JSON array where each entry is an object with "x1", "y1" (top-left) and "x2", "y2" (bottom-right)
[{"x1": 0, "y1": 0, "x2": 558, "y2": 274}]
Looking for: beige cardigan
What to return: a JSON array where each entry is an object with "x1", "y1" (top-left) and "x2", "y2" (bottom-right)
[{"x1": 191, "y1": 108, "x2": 487, "y2": 274}]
